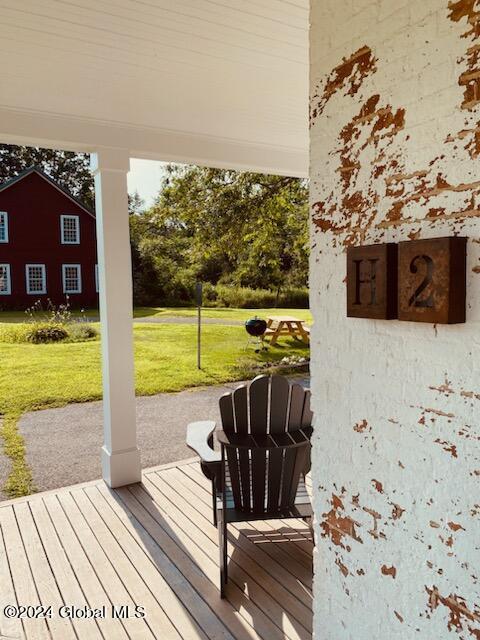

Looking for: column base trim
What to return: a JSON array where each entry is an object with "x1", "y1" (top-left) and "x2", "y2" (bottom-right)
[{"x1": 102, "y1": 446, "x2": 142, "y2": 488}]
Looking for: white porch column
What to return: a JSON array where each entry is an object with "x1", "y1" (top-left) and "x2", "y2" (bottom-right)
[{"x1": 90, "y1": 148, "x2": 141, "y2": 488}]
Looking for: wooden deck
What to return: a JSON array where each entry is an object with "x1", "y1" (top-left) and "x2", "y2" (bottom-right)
[{"x1": 0, "y1": 458, "x2": 313, "y2": 640}]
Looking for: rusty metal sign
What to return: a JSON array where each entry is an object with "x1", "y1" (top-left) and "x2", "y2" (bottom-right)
[
  {"x1": 346, "y1": 243, "x2": 398, "y2": 319},
  {"x1": 398, "y1": 237, "x2": 466, "y2": 324}
]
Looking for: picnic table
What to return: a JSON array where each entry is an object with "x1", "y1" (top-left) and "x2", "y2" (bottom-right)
[{"x1": 264, "y1": 315, "x2": 310, "y2": 345}]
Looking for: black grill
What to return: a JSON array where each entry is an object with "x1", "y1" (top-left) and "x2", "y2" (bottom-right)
[{"x1": 245, "y1": 318, "x2": 267, "y2": 336}]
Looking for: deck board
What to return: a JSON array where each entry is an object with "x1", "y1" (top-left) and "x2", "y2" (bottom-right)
[
  {"x1": 178, "y1": 465, "x2": 313, "y2": 587},
  {"x1": 0, "y1": 510, "x2": 24, "y2": 640},
  {"x1": 0, "y1": 459, "x2": 313, "y2": 640}
]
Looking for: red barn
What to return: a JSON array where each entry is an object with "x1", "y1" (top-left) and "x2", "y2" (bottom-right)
[{"x1": 0, "y1": 167, "x2": 98, "y2": 311}]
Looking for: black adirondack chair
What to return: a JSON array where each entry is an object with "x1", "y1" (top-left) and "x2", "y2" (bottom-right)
[{"x1": 186, "y1": 374, "x2": 313, "y2": 597}]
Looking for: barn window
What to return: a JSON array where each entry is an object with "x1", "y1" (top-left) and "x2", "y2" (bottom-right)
[
  {"x1": 0, "y1": 264, "x2": 11, "y2": 295},
  {"x1": 62, "y1": 264, "x2": 82, "y2": 294},
  {"x1": 60, "y1": 215, "x2": 80, "y2": 244},
  {"x1": 26, "y1": 264, "x2": 46, "y2": 295},
  {"x1": 0, "y1": 212, "x2": 8, "y2": 242}
]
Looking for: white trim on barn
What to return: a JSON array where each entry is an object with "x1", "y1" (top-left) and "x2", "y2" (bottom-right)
[
  {"x1": 62, "y1": 264, "x2": 82, "y2": 294},
  {"x1": 0, "y1": 211, "x2": 9, "y2": 243},
  {"x1": 25, "y1": 263, "x2": 47, "y2": 295},
  {"x1": 0, "y1": 264, "x2": 11, "y2": 295},
  {"x1": 60, "y1": 214, "x2": 80, "y2": 245}
]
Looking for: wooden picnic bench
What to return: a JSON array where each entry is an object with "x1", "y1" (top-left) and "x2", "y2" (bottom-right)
[{"x1": 264, "y1": 315, "x2": 310, "y2": 345}]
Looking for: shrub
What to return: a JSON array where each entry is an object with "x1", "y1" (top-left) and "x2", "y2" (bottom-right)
[
  {"x1": 25, "y1": 323, "x2": 68, "y2": 344},
  {"x1": 0, "y1": 324, "x2": 32, "y2": 344},
  {"x1": 203, "y1": 285, "x2": 309, "y2": 309},
  {"x1": 68, "y1": 323, "x2": 98, "y2": 342},
  {"x1": 211, "y1": 285, "x2": 274, "y2": 308},
  {"x1": 25, "y1": 299, "x2": 73, "y2": 324},
  {"x1": 0, "y1": 321, "x2": 98, "y2": 344},
  {"x1": 133, "y1": 275, "x2": 309, "y2": 309},
  {"x1": 0, "y1": 299, "x2": 99, "y2": 345},
  {"x1": 277, "y1": 288, "x2": 310, "y2": 308},
  {"x1": 199, "y1": 282, "x2": 218, "y2": 305}
]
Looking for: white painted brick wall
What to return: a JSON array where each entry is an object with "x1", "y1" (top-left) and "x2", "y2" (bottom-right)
[{"x1": 310, "y1": 1, "x2": 480, "y2": 638}]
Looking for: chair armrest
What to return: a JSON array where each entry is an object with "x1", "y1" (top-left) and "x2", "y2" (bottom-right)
[
  {"x1": 216, "y1": 430, "x2": 310, "y2": 450},
  {"x1": 186, "y1": 421, "x2": 221, "y2": 463}
]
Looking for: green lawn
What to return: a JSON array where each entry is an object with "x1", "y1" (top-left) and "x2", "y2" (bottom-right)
[
  {"x1": 135, "y1": 306, "x2": 313, "y2": 323},
  {"x1": 0, "y1": 323, "x2": 309, "y2": 498},
  {"x1": 0, "y1": 306, "x2": 312, "y2": 323}
]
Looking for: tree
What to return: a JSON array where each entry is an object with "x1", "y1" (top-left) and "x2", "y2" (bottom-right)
[
  {"x1": 128, "y1": 190, "x2": 145, "y2": 215},
  {"x1": 0, "y1": 144, "x2": 94, "y2": 209},
  {"x1": 130, "y1": 205, "x2": 195, "y2": 305},
  {"x1": 131, "y1": 165, "x2": 309, "y2": 304}
]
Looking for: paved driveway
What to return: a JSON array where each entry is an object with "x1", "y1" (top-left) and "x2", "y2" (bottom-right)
[{"x1": 19, "y1": 378, "x2": 308, "y2": 494}]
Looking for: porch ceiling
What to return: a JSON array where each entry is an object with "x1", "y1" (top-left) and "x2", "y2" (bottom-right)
[{"x1": 0, "y1": 0, "x2": 308, "y2": 175}]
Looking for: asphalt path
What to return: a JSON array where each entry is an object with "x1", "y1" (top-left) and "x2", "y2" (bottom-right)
[{"x1": 18, "y1": 378, "x2": 308, "y2": 494}]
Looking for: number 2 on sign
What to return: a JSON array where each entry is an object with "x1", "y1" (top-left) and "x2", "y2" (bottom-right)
[{"x1": 408, "y1": 255, "x2": 434, "y2": 308}]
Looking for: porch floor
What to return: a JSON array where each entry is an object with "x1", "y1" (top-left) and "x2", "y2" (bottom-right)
[{"x1": 0, "y1": 458, "x2": 313, "y2": 640}]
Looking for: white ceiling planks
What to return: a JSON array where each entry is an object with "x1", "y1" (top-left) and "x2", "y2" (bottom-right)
[{"x1": 0, "y1": 0, "x2": 308, "y2": 175}]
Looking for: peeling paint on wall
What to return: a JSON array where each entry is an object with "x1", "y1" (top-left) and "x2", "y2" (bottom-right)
[
  {"x1": 310, "y1": 46, "x2": 378, "y2": 124},
  {"x1": 321, "y1": 493, "x2": 363, "y2": 548},
  {"x1": 381, "y1": 564, "x2": 397, "y2": 579},
  {"x1": 311, "y1": 2, "x2": 480, "y2": 251},
  {"x1": 427, "y1": 587, "x2": 480, "y2": 635},
  {"x1": 310, "y1": 1, "x2": 480, "y2": 638}
]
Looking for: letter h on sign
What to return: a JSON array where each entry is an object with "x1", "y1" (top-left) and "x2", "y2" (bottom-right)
[{"x1": 347, "y1": 244, "x2": 398, "y2": 319}]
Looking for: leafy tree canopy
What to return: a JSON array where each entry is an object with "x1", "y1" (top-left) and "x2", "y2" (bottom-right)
[
  {"x1": 0, "y1": 147, "x2": 309, "y2": 305},
  {"x1": 130, "y1": 165, "x2": 309, "y2": 304},
  {"x1": 128, "y1": 190, "x2": 145, "y2": 215}
]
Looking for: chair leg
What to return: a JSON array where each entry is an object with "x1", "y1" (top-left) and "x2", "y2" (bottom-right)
[
  {"x1": 218, "y1": 511, "x2": 228, "y2": 598},
  {"x1": 303, "y1": 515, "x2": 314, "y2": 537},
  {"x1": 303, "y1": 515, "x2": 313, "y2": 527},
  {"x1": 212, "y1": 480, "x2": 218, "y2": 527}
]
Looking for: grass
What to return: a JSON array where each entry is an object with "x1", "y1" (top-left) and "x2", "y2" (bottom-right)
[
  {"x1": 0, "y1": 323, "x2": 309, "y2": 498},
  {"x1": 135, "y1": 307, "x2": 313, "y2": 322},
  {"x1": 0, "y1": 307, "x2": 312, "y2": 323},
  {"x1": 0, "y1": 413, "x2": 33, "y2": 497}
]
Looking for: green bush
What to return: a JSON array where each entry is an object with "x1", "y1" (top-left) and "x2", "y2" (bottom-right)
[
  {"x1": 0, "y1": 324, "x2": 32, "y2": 344},
  {"x1": 211, "y1": 285, "x2": 276, "y2": 308},
  {"x1": 25, "y1": 323, "x2": 68, "y2": 344},
  {"x1": 202, "y1": 285, "x2": 309, "y2": 309},
  {"x1": 67, "y1": 323, "x2": 98, "y2": 342},
  {"x1": 0, "y1": 321, "x2": 98, "y2": 344},
  {"x1": 277, "y1": 288, "x2": 310, "y2": 308}
]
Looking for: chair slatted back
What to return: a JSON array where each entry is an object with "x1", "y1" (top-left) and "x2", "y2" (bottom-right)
[{"x1": 218, "y1": 375, "x2": 313, "y2": 514}]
